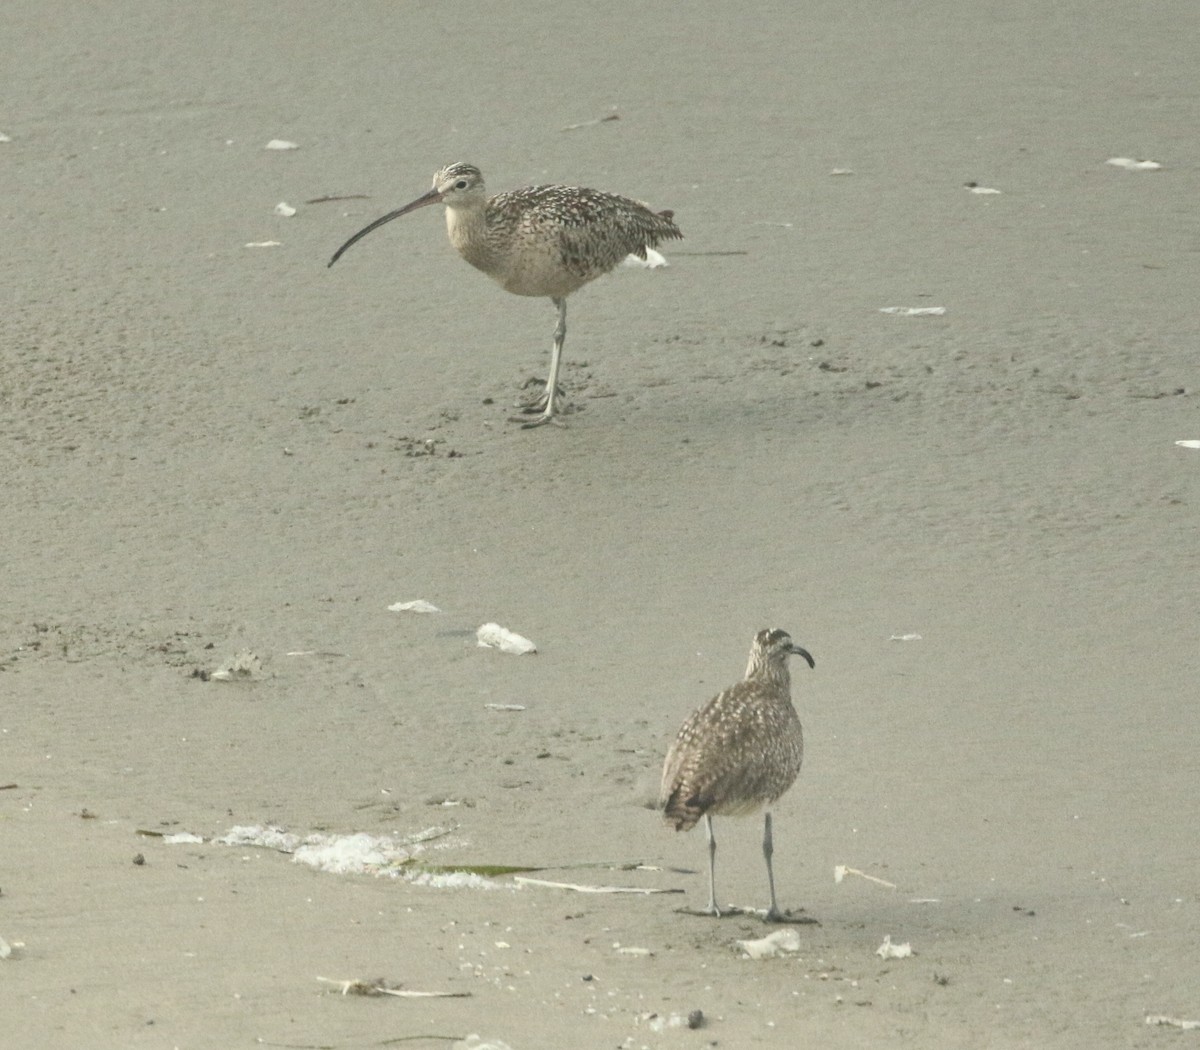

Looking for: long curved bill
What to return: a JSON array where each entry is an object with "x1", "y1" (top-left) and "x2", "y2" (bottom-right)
[
  {"x1": 327, "y1": 186, "x2": 444, "y2": 268},
  {"x1": 791, "y1": 645, "x2": 815, "y2": 669}
]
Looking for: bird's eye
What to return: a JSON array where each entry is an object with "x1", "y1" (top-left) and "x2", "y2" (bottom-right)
[{"x1": 454, "y1": 179, "x2": 468, "y2": 190}]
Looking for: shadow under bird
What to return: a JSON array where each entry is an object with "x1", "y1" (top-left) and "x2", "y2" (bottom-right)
[
  {"x1": 660, "y1": 628, "x2": 815, "y2": 922},
  {"x1": 327, "y1": 162, "x2": 682, "y2": 427}
]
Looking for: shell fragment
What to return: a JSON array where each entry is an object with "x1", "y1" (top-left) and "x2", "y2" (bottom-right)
[{"x1": 476, "y1": 623, "x2": 537, "y2": 655}]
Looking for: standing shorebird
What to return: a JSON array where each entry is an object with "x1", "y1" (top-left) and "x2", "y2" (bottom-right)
[
  {"x1": 328, "y1": 162, "x2": 682, "y2": 427},
  {"x1": 660, "y1": 628, "x2": 815, "y2": 921}
]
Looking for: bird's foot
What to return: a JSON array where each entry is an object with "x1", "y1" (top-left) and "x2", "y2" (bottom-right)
[
  {"x1": 679, "y1": 903, "x2": 818, "y2": 923},
  {"x1": 508, "y1": 382, "x2": 573, "y2": 428},
  {"x1": 513, "y1": 378, "x2": 572, "y2": 416},
  {"x1": 675, "y1": 904, "x2": 725, "y2": 918},
  {"x1": 513, "y1": 412, "x2": 568, "y2": 429},
  {"x1": 763, "y1": 907, "x2": 820, "y2": 926}
]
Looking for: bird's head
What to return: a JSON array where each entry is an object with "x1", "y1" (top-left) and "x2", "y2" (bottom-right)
[
  {"x1": 432, "y1": 162, "x2": 486, "y2": 206},
  {"x1": 327, "y1": 161, "x2": 486, "y2": 268},
  {"x1": 748, "y1": 628, "x2": 815, "y2": 675}
]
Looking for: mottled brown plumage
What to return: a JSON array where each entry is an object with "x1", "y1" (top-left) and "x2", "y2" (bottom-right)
[
  {"x1": 660, "y1": 628, "x2": 814, "y2": 920},
  {"x1": 328, "y1": 162, "x2": 682, "y2": 427}
]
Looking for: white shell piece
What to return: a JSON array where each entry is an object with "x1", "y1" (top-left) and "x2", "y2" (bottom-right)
[
  {"x1": 736, "y1": 928, "x2": 802, "y2": 959},
  {"x1": 476, "y1": 623, "x2": 537, "y2": 654},
  {"x1": 265, "y1": 139, "x2": 299, "y2": 150},
  {"x1": 388, "y1": 599, "x2": 442, "y2": 613},
  {"x1": 1106, "y1": 157, "x2": 1162, "y2": 171},
  {"x1": 876, "y1": 934, "x2": 914, "y2": 959},
  {"x1": 1146, "y1": 1016, "x2": 1200, "y2": 1031},
  {"x1": 454, "y1": 1037, "x2": 516, "y2": 1050},
  {"x1": 274, "y1": 201, "x2": 297, "y2": 217}
]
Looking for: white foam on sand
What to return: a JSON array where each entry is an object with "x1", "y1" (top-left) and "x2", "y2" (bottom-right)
[
  {"x1": 294, "y1": 831, "x2": 405, "y2": 874},
  {"x1": 217, "y1": 825, "x2": 303, "y2": 852},
  {"x1": 195, "y1": 824, "x2": 510, "y2": 889}
]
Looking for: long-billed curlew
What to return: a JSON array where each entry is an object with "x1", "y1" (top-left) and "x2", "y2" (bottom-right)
[
  {"x1": 328, "y1": 162, "x2": 682, "y2": 427},
  {"x1": 660, "y1": 628, "x2": 815, "y2": 921}
]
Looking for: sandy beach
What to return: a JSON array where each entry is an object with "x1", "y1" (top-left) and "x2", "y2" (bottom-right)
[{"x1": 3, "y1": 2, "x2": 1198, "y2": 1047}]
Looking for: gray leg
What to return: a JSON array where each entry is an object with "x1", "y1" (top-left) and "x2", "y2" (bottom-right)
[
  {"x1": 763, "y1": 811, "x2": 783, "y2": 922},
  {"x1": 704, "y1": 813, "x2": 721, "y2": 917},
  {"x1": 519, "y1": 297, "x2": 568, "y2": 428}
]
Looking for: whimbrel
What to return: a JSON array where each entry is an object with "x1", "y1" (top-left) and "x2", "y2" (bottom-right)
[
  {"x1": 660, "y1": 628, "x2": 815, "y2": 921},
  {"x1": 328, "y1": 162, "x2": 682, "y2": 427}
]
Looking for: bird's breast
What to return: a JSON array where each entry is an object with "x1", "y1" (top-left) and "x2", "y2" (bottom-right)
[{"x1": 445, "y1": 206, "x2": 587, "y2": 299}]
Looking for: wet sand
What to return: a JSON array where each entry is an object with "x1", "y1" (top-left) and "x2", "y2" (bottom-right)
[{"x1": 3, "y1": 2, "x2": 1198, "y2": 1047}]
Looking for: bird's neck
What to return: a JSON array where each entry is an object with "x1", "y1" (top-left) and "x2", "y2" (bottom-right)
[
  {"x1": 746, "y1": 657, "x2": 791, "y2": 692},
  {"x1": 444, "y1": 200, "x2": 494, "y2": 270}
]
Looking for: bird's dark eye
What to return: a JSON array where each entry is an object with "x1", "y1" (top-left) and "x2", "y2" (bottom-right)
[{"x1": 454, "y1": 179, "x2": 469, "y2": 190}]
